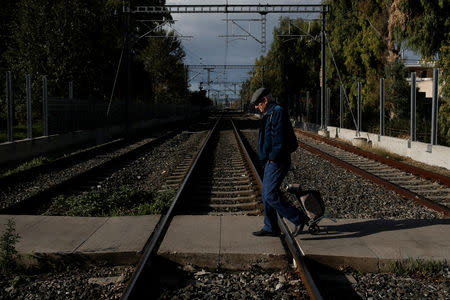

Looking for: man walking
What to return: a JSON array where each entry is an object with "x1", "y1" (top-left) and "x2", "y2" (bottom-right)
[{"x1": 250, "y1": 88, "x2": 307, "y2": 237}]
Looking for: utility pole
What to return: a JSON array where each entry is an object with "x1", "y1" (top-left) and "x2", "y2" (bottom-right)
[
  {"x1": 205, "y1": 67, "x2": 214, "y2": 99},
  {"x1": 320, "y1": 5, "x2": 326, "y2": 130},
  {"x1": 125, "y1": 3, "x2": 131, "y2": 130}
]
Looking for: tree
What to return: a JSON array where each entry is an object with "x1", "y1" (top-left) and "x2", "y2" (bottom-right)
[
  {"x1": 326, "y1": 0, "x2": 390, "y2": 130},
  {"x1": 139, "y1": 30, "x2": 188, "y2": 103},
  {"x1": 242, "y1": 18, "x2": 321, "y2": 109},
  {"x1": 399, "y1": 0, "x2": 450, "y2": 60},
  {"x1": 384, "y1": 60, "x2": 409, "y2": 120},
  {"x1": 3, "y1": 0, "x2": 124, "y2": 125},
  {"x1": 188, "y1": 90, "x2": 212, "y2": 107},
  {"x1": 0, "y1": 0, "x2": 19, "y2": 125},
  {"x1": 396, "y1": 0, "x2": 450, "y2": 144},
  {"x1": 438, "y1": 46, "x2": 450, "y2": 145}
]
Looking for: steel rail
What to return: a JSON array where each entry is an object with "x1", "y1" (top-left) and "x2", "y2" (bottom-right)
[
  {"x1": 296, "y1": 129, "x2": 450, "y2": 187},
  {"x1": 232, "y1": 118, "x2": 323, "y2": 300},
  {"x1": 296, "y1": 139, "x2": 450, "y2": 217},
  {"x1": 278, "y1": 217, "x2": 323, "y2": 300},
  {"x1": 121, "y1": 118, "x2": 220, "y2": 299},
  {"x1": 0, "y1": 131, "x2": 177, "y2": 214},
  {"x1": 231, "y1": 119, "x2": 262, "y2": 192},
  {"x1": 0, "y1": 137, "x2": 128, "y2": 189}
]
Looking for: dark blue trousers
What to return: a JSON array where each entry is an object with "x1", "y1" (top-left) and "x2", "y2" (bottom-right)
[{"x1": 262, "y1": 159, "x2": 306, "y2": 233}]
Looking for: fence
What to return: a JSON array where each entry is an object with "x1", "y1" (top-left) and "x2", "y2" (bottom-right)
[
  {"x1": 46, "y1": 98, "x2": 200, "y2": 135},
  {"x1": 2, "y1": 72, "x2": 209, "y2": 143},
  {"x1": 284, "y1": 68, "x2": 448, "y2": 147}
]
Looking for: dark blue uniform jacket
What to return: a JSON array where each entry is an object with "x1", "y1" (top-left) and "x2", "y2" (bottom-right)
[{"x1": 258, "y1": 103, "x2": 291, "y2": 162}]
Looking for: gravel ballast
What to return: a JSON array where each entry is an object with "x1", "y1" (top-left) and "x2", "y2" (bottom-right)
[
  {"x1": 241, "y1": 129, "x2": 441, "y2": 219},
  {"x1": 156, "y1": 266, "x2": 308, "y2": 300},
  {"x1": 1, "y1": 128, "x2": 209, "y2": 299},
  {"x1": 1, "y1": 119, "x2": 448, "y2": 299},
  {"x1": 241, "y1": 127, "x2": 448, "y2": 300},
  {"x1": 1, "y1": 265, "x2": 133, "y2": 300}
]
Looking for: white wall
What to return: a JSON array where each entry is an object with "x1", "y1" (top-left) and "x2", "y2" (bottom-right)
[{"x1": 326, "y1": 126, "x2": 450, "y2": 170}]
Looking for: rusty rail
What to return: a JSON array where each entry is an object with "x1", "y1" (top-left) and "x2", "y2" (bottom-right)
[
  {"x1": 296, "y1": 129, "x2": 450, "y2": 187},
  {"x1": 296, "y1": 139, "x2": 450, "y2": 217}
]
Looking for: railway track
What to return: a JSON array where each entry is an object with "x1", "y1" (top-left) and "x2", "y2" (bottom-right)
[
  {"x1": 295, "y1": 129, "x2": 450, "y2": 217},
  {"x1": 122, "y1": 117, "x2": 324, "y2": 299},
  {"x1": 177, "y1": 119, "x2": 262, "y2": 215},
  {"x1": 0, "y1": 131, "x2": 176, "y2": 214}
]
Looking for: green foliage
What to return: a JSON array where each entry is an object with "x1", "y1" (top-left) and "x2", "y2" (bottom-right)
[
  {"x1": 385, "y1": 60, "x2": 409, "y2": 119},
  {"x1": 140, "y1": 29, "x2": 188, "y2": 104},
  {"x1": 135, "y1": 189, "x2": 176, "y2": 215},
  {"x1": 398, "y1": 1, "x2": 450, "y2": 145},
  {"x1": 241, "y1": 18, "x2": 321, "y2": 107},
  {"x1": 0, "y1": 156, "x2": 50, "y2": 178},
  {"x1": 438, "y1": 102, "x2": 450, "y2": 146},
  {"x1": 390, "y1": 259, "x2": 447, "y2": 278},
  {"x1": 44, "y1": 185, "x2": 175, "y2": 216},
  {"x1": 0, "y1": 0, "x2": 123, "y2": 127},
  {"x1": 0, "y1": 219, "x2": 20, "y2": 274},
  {"x1": 439, "y1": 46, "x2": 450, "y2": 101},
  {"x1": 400, "y1": 0, "x2": 450, "y2": 60},
  {"x1": 188, "y1": 90, "x2": 212, "y2": 107},
  {"x1": 0, "y1": 0, "x2": 187, "y2": 128},
  {"x1": 0, "y1": 123, "x2": 44, "y2": 143},
  {"x1": 326, "y1": 0, "x2": 389, "y2": 130}
]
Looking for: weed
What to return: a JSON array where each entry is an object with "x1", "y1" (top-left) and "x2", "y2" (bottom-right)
[
  {"x1": 44, "y1": 185, "x2": 176, "y2": 216},
  {"x1": 0, "y1": 219, "x2": 20, "y2": 274},
  {"x1": 390, "y1": 259, "x2": 447, "y2": 278},
  {"x1": 1, "y1": 157, "x2": 50, "y2": 178},
  {"x1": 358, "y1": 144, "x2": 403, "y2": 162},
  {"x1": 134, "y1": 189, "x2": 176, "y2": 215}
]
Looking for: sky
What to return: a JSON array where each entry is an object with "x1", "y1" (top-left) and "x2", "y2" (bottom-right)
[
  {"x1": 160, "y1": 1, "x2": 419, "y2": 103},
  {"x1": 161, "y1": 1, "x2": 323, "y2": 102}
]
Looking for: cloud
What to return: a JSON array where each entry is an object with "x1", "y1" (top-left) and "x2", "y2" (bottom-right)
[{"x1": 163, "y1": 0, "x2": 323, "y2": 96}]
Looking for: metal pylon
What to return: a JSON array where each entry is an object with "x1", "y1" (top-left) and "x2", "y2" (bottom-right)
[{"x1": 260, "y1": 13, "x2": 267, "y2": 54}]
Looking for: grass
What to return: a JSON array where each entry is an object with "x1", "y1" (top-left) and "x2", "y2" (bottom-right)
[
  {"x1": 0, "y1": 219, "x2": 20, "y2": 275},
  {"x1": 359, "y1": 144, "x2": 404, "y2": 162},
  {"x1": 390, "y1": 259, "x2": 448, "y2": 279},
  {"x1": 0, "y1": 157, "x2": 50, "y2": 179},
  {"x1": 0, "y1": 123, "x2": 45, "y2": 143},
  {"x1": 44, "y1": 185, "x2": 176, "y2": 217}
]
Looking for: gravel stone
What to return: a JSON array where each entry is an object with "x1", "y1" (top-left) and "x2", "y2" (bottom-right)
[
  {"x1": 157, "y1": 266, "x2": 308, "y2": 300},
  {"x1": 1, "y1": 120, "x2": 447, "y2": 299},
  {"x1": 241, "y1": 127, "x2": 448, "y2": 299},
  {"x1": 241, "y1": 129, "x2": 441, "y2": 220},
  {"x1": 0, "y1": 265, "x2": 133, "y2": 300}
]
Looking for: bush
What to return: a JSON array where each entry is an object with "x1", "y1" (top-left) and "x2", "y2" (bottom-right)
[
  {"x1": 0, "y1": 219, "x2": 20, "y2": 274},
  {"x1": 1, "y1": 157, "x2": 50, "y2": 178},
  {"x1": 134, "y1": 189, "x2": 176, "y2": 215},
  {"x1": 44, "y1": 186, "x2": 176, "y2": 216},
  {"x1": 391, "y1": 259, "x2": 447, "y2": 278}
]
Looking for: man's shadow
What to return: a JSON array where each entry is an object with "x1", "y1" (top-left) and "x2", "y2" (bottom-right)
[{"x1": 300, "y1": 218, "x2": 450, "y2": 240}]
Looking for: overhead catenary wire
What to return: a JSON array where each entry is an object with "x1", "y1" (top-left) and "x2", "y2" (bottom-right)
[
  {"x1": 107, "y1": 36, "x2": 126, "y2": 118},
  {"x1": 325, "y1": 32, "x2": 358, "y2": 131},
  {"x1": 284, "y1": 18, "x2": 358, "y2": 131}
]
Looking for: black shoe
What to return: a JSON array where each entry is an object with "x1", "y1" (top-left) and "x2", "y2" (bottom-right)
[
  {"x1": 252, "y1": 229, "x2": 280, "y2": 237},
  {"x1": 292, "y1": 223, "x2": 305, "y2": 236}
]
